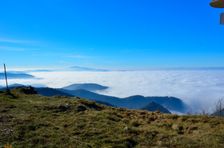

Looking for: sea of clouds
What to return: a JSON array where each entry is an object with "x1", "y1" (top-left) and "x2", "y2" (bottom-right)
[{"x1": 1, "y1": 70, "x2": 224, "y2": 113}]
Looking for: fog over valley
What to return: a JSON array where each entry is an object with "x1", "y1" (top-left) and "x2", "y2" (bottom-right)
[{"x1": 1, "y1": 69, "x2": 224, "y2": 113}]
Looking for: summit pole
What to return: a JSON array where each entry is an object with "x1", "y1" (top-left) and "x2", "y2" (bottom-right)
[{"x1": 3, "y1": 64, "x2": 9, "y2": 91}]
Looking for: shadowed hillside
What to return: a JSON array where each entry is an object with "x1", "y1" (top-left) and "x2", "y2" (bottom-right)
[{"x1": 1, "y1": 88, "x2": 224, "y2": 147}]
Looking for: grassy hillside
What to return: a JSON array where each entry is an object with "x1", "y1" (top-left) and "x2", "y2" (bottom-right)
[{"x1": 1, "y1": 88, "x2": 224, "y2": 148}]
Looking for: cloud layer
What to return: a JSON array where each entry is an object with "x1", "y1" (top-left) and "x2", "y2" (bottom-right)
[{"x1": 1, "y1": 70, "x2": 224, "y2": 113}]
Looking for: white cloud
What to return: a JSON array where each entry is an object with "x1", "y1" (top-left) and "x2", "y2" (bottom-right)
[
  {"x1": 1, "y1": 70, "x2": 224, "y2": 113},
  {"x1": 0, "y1": 46, "x2": 41, "y2": 52},
  {"x1": 0, "y1": 37, "x2": 37, "y2": 44},
  {"x1": 66, "y1": 54, "x2": 91, "y2": 59},
  {"x1": 0, "y1": 37, "x2": 42, "y2": 52},
  {"x1": 0, "y1": 46, "x2": 26, "y2": 51}
]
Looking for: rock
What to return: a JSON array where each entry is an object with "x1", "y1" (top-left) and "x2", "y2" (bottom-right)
[
  {"x1": 18, "y1": 86, "x2": 37, "y2": 95},
  {"x1": 81, "y1": 101, "x2": 103, "y2": 111},
  {"x1": 76, "y1": 105, "x2": 87, "y2": 112},
  {"x1": 58, "y1": 104, "x2": 71, "y2": 112},
  {"x1": 187, "y1": 126, "x2": 198, "y2": 134},
  {"x1": 124, "y1": 126, "x2": 129, "y2": 131},
  {"x1": 172, "y1": 124, "x2": 184, "y2": 134}
]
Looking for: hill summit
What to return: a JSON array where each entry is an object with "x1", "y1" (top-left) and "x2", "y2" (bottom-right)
[{"x1": 0, "y1": 88, "x2": 224, "y2": 147}]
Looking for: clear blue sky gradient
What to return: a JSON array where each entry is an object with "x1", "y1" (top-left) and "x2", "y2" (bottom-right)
[{"x1": 0, "y1": 0, "x2": 223, "y2": 69}]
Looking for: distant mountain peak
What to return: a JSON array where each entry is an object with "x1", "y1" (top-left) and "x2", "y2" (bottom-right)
[
  {"x1": 70, "y1": 66, "x2": 109, "y2": 72},
  {"x1": 0, "y1": 72, "x2": 34, "y2": 79},
  {"x1": 141, "y1": 102, "x2": 171, "y2": 114}
]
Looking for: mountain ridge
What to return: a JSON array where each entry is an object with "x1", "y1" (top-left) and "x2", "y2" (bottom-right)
[
  {"x1": 0, "y1": 84, "x2": 188, "y2": 113},
  {"x1": 0, "y1": 72, "x2": 34, "y2": 79},
  {"x1": 70, "y1": 66, "x2": 108, "y2": 72}
]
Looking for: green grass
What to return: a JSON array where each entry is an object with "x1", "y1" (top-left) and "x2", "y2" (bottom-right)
[{"x1": 1, "y1": 89, "x2": 224, "y2": 148}]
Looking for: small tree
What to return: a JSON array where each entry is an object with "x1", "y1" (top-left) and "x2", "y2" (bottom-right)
[
  {"x1": 215, "y1": 98, "x2": 224, "y2": 117},
  {"x1": 200, "y1": 108, "x2": 208, "y2": 116}
]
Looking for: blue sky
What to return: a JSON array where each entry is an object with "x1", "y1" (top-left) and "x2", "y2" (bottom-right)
[{"x1": 0, "y1": 0, "x2": 224, "y2": 69}]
